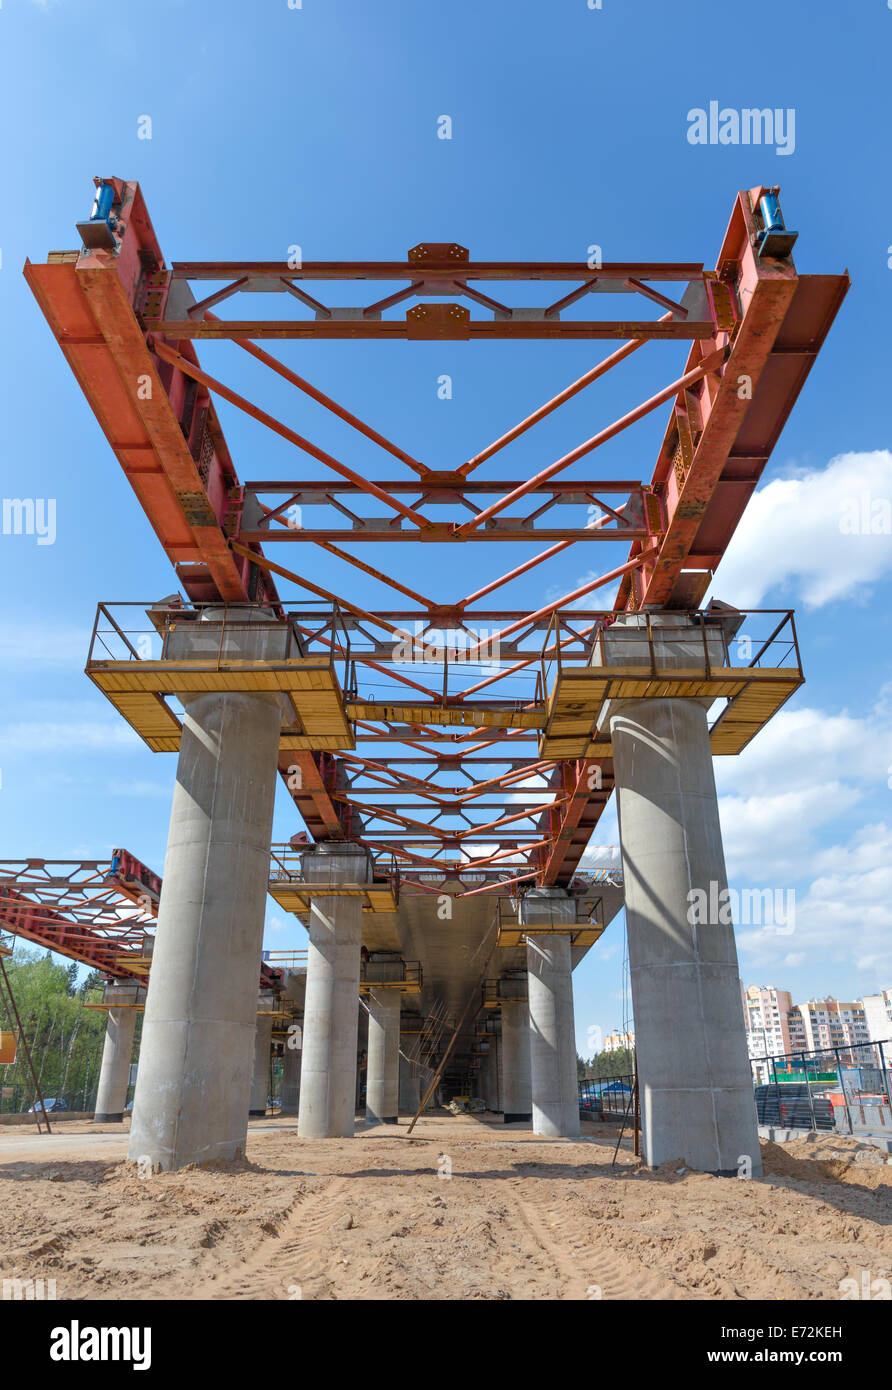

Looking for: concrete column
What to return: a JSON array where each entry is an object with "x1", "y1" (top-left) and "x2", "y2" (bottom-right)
[
  {"x1": 366, "y1": 991, "x2": 400, "y2": 1124},
  {"x1": 249, "y1": 1008, "x2": 274, "y2": 1116},
  {"x1": 611, "y1": 696, "x2": 761, "y2": 1176},
  {"x1": 495, "y1": 1029, "x2": 503, "y2": 1113},
  {"x1": 297, "y1": 844, "x2": 372, "y2": 1139},
  {"x1": 500, "y1": 1000, "x2": 532, "y2": 1122},
  {"x1": 281, "y1": 1027, "x2": 302, "y2": 1113},
  {"x1": 519, "y1": 888, "x2": 579, "y2": 1139},
  {"x1": 127, "y1": 682, "x2": 283, "y2": 1171},
  {"x1": 399, "y1": 1036, "x2": 421, "y2": 1115},
  {"x1": 481, "y1": 1044, "x2": 499, "y2": 1113},
  {"x1": 94, "y1": 1003, "x2": 138, "y2": 1123}
]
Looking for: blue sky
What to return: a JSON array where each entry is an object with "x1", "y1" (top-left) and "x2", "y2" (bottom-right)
[{"x1": 1, "y1": 0, "x2": 891, "y2": 1054}]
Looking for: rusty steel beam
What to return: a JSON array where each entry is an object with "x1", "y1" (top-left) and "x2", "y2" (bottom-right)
[{"x1": 26, "y1": 182, "x2": 845, "y2": 889}]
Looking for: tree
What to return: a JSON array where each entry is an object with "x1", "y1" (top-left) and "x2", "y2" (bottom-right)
[{"x1": 0, "y1": 948, "x2": 108, "y2": 1111}]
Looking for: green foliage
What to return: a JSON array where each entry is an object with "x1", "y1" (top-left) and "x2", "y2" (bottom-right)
[
  {"x1": 577, "y1": 1046, "x2": 635, "y2": 1080},
  {"x1": 0, "y1": 948, "x2": 109, "y2": 1112}
]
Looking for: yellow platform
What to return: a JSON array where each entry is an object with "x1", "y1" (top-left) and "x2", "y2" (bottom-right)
[
  {"x1": 346, "y1": 701, "x2": 542, "y2": 730},
  {"x1": 83, "y1": 998, "x2": 146, "y2": 1011},
  {"x1": 359, "y1": 962, "x2": 422, "y2": 995},
  {"x1": 87, "y1": 657, "x2": 355, "y2": 753},
  {"x1": 496, "y1": 920, "x2": 605, "y2": 949},
  {"x1": 268, "y1": 880, "x2": 398, "y2": 915},
  {"x1": 538, "y1": 665, "x2": 802, "y2": 759}
]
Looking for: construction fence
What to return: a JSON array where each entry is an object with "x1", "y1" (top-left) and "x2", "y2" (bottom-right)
[{"x1": 751, "y1": 1040, "x2": 892, "y2": 1136}]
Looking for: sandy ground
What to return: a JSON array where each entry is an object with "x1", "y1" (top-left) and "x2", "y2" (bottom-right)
[{"x1": 1, "y1": 1112, "x2": 890, "y2": 1301}]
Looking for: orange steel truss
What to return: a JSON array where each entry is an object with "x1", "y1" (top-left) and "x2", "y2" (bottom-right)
[
  {"x1": 0, "y1": 851, "x2": 283, "y2": 992},
  {"x1": 26, "y1": 180, "x2": 847, "y2": 892}
]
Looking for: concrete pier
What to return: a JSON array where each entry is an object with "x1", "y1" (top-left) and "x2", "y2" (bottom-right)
[
  {"x1": 521, "y1": 890, "x2": 580, "y2": 1139},
  {"x1": 481, "y1": 1041, "x2": 500, "y2": 1113},
  {"x1": 249, "y1": 1007, "x2": 274, "y2": 1116},
  {"x1": 366, "y1": 991, "x2": 400, "y2": 1124},
  {"x1": 611, "y1": 696, "x2": 761, "y2": 1176},
  {"x1": 297, "y1": 843, "x2": 372, "y2": 1139},
  {"x1": 93, "y1": 991, "x2": 139, "y2": 1123},
  {"x1": 281, "y1": 1028, "x2": 302, "y2": 1114},
  {"x1": 128, "y1": 667, "x2": 284, "y2": 1170},
  {"x1": 399, "y1": 1047, "x2": 420, "y2": 1115},
  {"x1": 500, "y1": 1000, "x2": 532, "y2": 1122}
]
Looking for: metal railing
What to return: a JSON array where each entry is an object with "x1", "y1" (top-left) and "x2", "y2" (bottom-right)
[
  {"x1": 261, "y1": 950, "x2": 309, "y2": 970},
  {"x1": 87, "y1": 599, "x2": 355, "y2": 699},
  {"x1": 578, "y1": 1072, "x2": 637, "y2": 1118},
  {"x1": 361, "y1": 959, "x2": 421, "y2": 989},
  {"x1": 268, "y1": 845, "x2": 399, "y2": 898},
  {"x1": 751, "y1": 1040, "x2": 892, "y2": 1136},
  {"x1": 539, "y1": 607, "x2": 801, "y2": 699}
]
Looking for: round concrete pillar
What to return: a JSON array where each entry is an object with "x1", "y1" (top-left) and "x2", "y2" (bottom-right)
[
  {"x1": 281, "y1": 1030, "x2": 302, "y2": 1113},
  {"x1": 298, "y1": 844, "x2": 371, "y2": 1139},
  {"x1": 611, "y1": 696, "x2": 761, "y2": 1176},
  {"x1": 366, "y1": 991, "x2": 400, "y2": 1124},
  {"x1": 526, "y1": 933, "x2": 580, "y2": 1138},
  {"x1": 249, "y1": 1012, "x2": 274, "y2": 1116},
  {"x1": 500, "y1": 1001, "x2": 532, "y2": 1122},
  {"x1": 94, "y1": 1007, "x2": 138, "y2": 1123},
  {"x1": 128, "y1": 687, "x2": 283, "y2": 1171}
]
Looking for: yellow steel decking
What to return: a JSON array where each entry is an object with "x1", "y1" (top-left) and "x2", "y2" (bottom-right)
[
  {"x1": 87, "y1": 654, "x2": 800, "y2": 760},
  {"x1": 346, "y1": 702, "x2": 542, "y2": 729},
  {"x1": 496, "y1": 922, "x2": 604, "y2": 949},
  {"x1": 267, "y1": 881, "x2": 398, "y2": 915},
  {"x1": 539, "y1": 665, "x2": 802, "y2": 759},
  {"x1": 86, "y1": 656, "x2": 354, "y2": 753}
]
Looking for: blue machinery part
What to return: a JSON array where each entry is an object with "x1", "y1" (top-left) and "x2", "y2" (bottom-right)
[
  {"x1": 756, "y1": 190, "x2": 798, "y2": 259},
  {"x1": 75, "y1": 180, "x2": 120, "y2": 253}
]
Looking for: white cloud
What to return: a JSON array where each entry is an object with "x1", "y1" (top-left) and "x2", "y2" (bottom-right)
[
  {"x1": 712, "y1": 694, "x2": 892, "y2": 884},
  {"x1": 736, "y1": 823, "x2": 892, "y2": 989},
  {"x1": 579, "y1": 843, "x2": 622, "y2": 870},
  {"x1": 0, "y1": 624, "x2": 91, "y2": 669},
  {"x1": 710, "y1": 449, "x2": 892, "y2": 608},
  {"x1": 0, "y1": 721, "x2": 139, "y2": 754},
  {"x1": 713, "y1": 703, "x2": 892, "y2": 800}
]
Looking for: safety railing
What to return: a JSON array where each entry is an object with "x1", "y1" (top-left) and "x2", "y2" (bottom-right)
[
  {"x1": 540, "y1": 607, "x2": 801, "y2": 695},
  {"x1": 87, "y1": 599, "x2": 354, "y2": 696},
  {"x1": 752, "y1": 1040, "x2": 892, "y2": 1136},
  {"x1": 361, "y1": 959, "x2": 422, "y2": 990},
  {"x1": 268, "y1": 845, "x2": 399, "y2": 897},
  {"x1": 261, "y1": 950, "x2": 309, "y2": 971}
]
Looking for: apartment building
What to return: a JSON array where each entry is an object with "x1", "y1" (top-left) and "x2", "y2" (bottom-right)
[
  {"x1": 741, "y1": 985, "x2": 794, "y2": 1059},
  {"x1": 793, "y1": 997, "x2": 870, "y2": 1055},
  {"x1": 862, "y1": 989, "x2": 892, "y2": 1047}
]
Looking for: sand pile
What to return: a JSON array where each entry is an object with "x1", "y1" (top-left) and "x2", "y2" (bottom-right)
[{"x1": 1, "y1": 1115, "x2": 890, "y2": 1300}]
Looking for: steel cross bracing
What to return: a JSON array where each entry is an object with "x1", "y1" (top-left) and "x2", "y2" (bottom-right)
[
  {"x1": 26, "y1": 180, "x2": 847, "y2": 888},
  {"x1": 0, "y1": 852, "x2": 159, "y2": 982},
  {"x1": 0, "y1": 851, "x2": 284, "y2": 993}
]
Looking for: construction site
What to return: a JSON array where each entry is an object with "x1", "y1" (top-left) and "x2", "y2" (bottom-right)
[
  {"x1": 2, "y1": 4, "x2": 891, "y2": 1345},
  {"x1": 3, "y1": 173, "x2": 889, "y2": 1302}
]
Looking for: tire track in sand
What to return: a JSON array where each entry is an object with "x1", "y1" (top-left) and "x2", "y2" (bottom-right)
[
  {"x1": 200, "y1": 1177, "x2": 351, "y2": 1301},
  {"x1": 533, "y1": 1200, "x2": 687, "y2": 1300}
]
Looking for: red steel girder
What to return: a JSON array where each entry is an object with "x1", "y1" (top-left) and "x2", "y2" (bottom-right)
[
  {"x1": 26, "y1": 181, "x2": 845, "y2": 887},
  {"x1": 0, "y1": 855, "x2": 283, "y2": 992},
  {"x1": 0, "y1": 855, "x2": 158, "y2": 981},
  {"x1": 616, "y1": 186, "x2": 850, "y2": 612}
]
